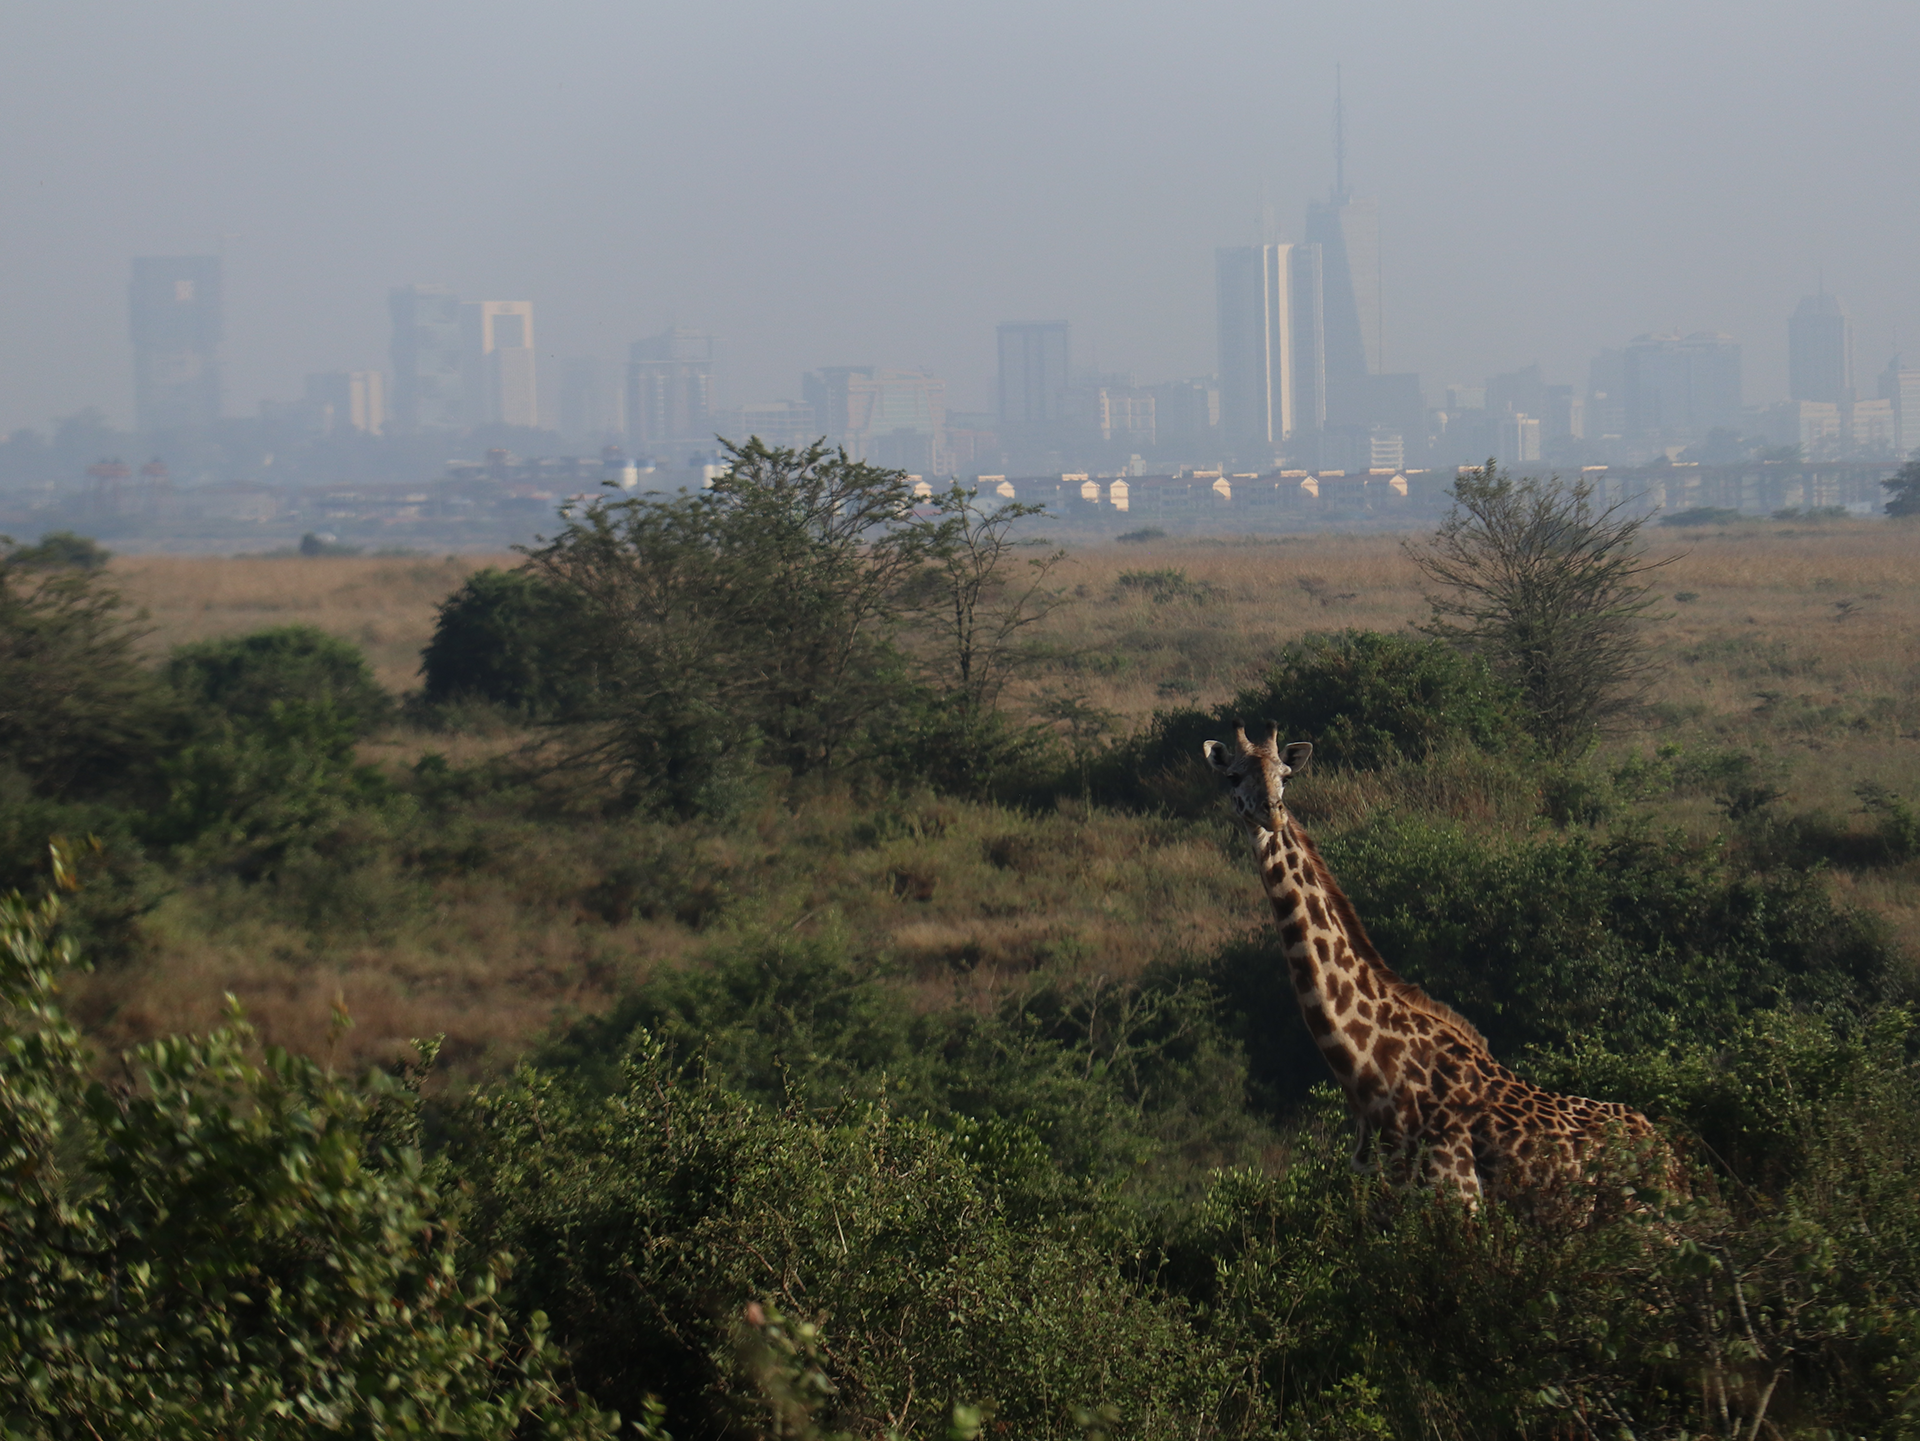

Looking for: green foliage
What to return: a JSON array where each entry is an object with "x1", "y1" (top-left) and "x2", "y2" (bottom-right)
[
  {"x1": 0, "y1": 559, "x2": 169, "y2": 800},
  {"x1": 540, "y1": 930, "x2": 1272, "y2": 1197},
  {"x1": 1410, "y1": 463, "x2": 1669, "y2": 756},
  {"x1": 1884, "y1": 457, "x2": 1920, "y2": 517},
  {"x1": 451, "y1": 1039, "x2": 1229, "y2": 1439},
  {"x1": 1, "y1": 530, "x2": 112, "y2": 570},
  {"x1": 421, "y1": 567, "x2": 590, "y2": 716},
  {"x1": 897, "y1": 487, "x2": 1070, "y2": 794},
  {"x1": 1318, "y1": 814, "x2": 1896, "y2": 1058},
  {"x1": 166, "y1": 624, "x2": 391, "y2": 738},
  {"x1": 0, "y1": 878, "x2": 617, "y2": 1439},
  {"x1": 140, "y1": 626, "x2": 399, "y2": 870},
  {"x1": 145, "y1": 694, "x2": 393, "y2": 873},
  {"x1": 524, "y1": 440, "x2": 925, "y2": 814},
  {"x1": 1101, "y1": 630, "x2": 1530, "y2": 812}
]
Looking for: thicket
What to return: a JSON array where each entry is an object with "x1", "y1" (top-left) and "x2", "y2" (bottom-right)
[{"x1": 5, "y1": 458, "x2": 1920, "y2": 1435}]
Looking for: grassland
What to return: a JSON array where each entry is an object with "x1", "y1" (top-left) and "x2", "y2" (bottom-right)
[{"x1": 91, "y1": 517, "x2": 1920, "y2": 1077}]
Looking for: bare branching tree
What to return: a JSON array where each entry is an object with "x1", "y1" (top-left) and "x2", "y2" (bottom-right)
[
  {"x1": 904, "y1": 486, "x2": 1070, "y2": 722},
  {"x1": 1406, "y1": 463, "x2": 1672, "y2": 757}
]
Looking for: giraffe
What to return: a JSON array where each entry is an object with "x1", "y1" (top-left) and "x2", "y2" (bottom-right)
[{"x1": 1203, "y1": 721, "x2": 1671, "y2": 1208}]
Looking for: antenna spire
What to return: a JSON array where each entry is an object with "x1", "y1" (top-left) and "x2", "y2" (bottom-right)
[{"x1": 1333, "y1": 65, "x2": 1347, "y2": 202}]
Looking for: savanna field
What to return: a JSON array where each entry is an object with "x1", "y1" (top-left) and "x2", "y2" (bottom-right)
[
  {"x1": 6, "y1": 463, "x2": 1920, "y2": 1438},
  {"x1": 82, "y1": 519, "x2": 1920, "y2": 1066}
]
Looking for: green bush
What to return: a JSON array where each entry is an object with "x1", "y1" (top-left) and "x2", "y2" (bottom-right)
[
  {"x1": 166, "y1": 624, "x2": 391, "y2": 737},
  {"x1": 451, "y1": 1039, "x2": 1230, "y2": 1439},
  {"x1": 420, "y1": 567, "x2": 590, "y2": 716},
  {"x1": 0, "y1": 881, "x2": 616, "y2": 1439},
  {"x1": 540, "y1": 931, "x2": 1271, "y2": 1198},
  {"x1": 1096, "y1": 630, "x2": 1531, "y2": 811},
  {"x1": 1, "y1": 529, "x2": 112, "y2": 570},
  {"x1": 1167, "y1": 815, "x2": 1901, "y2": 1118},
  {"x1": 0, "y1": 561, "x2": 170, "y2": 800}
]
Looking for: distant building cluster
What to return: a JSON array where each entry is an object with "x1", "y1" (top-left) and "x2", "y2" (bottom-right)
[{"x1": 16, "y1": 88, "x2": 1916, "y2": 548}]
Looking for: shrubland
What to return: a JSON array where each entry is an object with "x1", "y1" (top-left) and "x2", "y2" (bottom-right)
[{"x1": 4, "y1": 456, "x2": 1920, "y2": 1435}]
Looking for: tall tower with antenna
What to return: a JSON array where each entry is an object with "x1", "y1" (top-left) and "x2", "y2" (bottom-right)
[
  {"x1": 1305, "y1": 69, "x2": 1380, "y2": 427},
  {"x1": 1333, "y1": 64, "x2": 1350, "y2": 203}
]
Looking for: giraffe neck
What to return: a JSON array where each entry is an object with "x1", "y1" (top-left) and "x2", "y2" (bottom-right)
[{"x1": 1252, "y1": 808, "x2": 1401, "y2": 1099}]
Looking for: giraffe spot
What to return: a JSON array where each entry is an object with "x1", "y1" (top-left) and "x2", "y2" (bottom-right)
[
  {"x1": 1280, "y1": 921, "x2": 1306, "y2": 946},
  {"x1": 1353, "y1": 967, "x2": 1377, "y2": 998},
  {"x1": 1330, "y1": 977, "x2": 1353, "y2": 1013},
  {"x1": 1372, "y1": 1036, "x2": 1404, "y2": 1073},
  {"x1": 1305, "y1": 1006, "x2": 1333, "y2": 1038},
  {"x1": 1304, "y1": 894, "x2": 1328, "y2": 927},
  {"x1": 1271, "y1": 892, "x2": 1300, "y2": 919},
  {"x1": 1354, "y1": 1000, "x2": 1373, "y2": 1022},
  {"x1": 1324, "y1": 1045, "x2": 1355, "y2": 1076},
  {"x1": 1348, "y1": 1022, "x2": 1375, "y2": 1050}
]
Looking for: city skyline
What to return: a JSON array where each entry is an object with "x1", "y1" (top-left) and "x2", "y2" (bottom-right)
[{"x1": 2, "y1": 3, "x2": 1917, "y2": 441}]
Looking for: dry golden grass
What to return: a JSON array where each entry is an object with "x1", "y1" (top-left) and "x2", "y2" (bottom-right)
[
  {"x1": 110, "y1": 553, "x2": 512, "y2": 694},
  {"x1": 70, "y1": 517, "x2": 1920, "y2": 1075}
]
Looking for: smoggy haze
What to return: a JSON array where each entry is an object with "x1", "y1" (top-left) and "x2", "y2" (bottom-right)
[{"x1": 3, "y1": 0, "x2": 1917, "y2": 434}]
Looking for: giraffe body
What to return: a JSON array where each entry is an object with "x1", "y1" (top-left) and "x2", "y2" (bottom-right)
[{"x1": 1205, "y1": 724, "x2": 1668, "y2": 1206}]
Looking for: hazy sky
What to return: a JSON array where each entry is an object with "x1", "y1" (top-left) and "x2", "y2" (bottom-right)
[{"x1": 4, "y1": 0, "x2": 1918, "y2": 434}]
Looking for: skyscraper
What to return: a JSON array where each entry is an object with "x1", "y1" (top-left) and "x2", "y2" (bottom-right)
[
  {"x1": 559, "y1": 358, "x2": 625, "y2": 444},
  {"x1": 303, "y1": 371, "x2": 385, "y2": 435},
  {"x1": 1623, "y1": 332, "x2": 1742, "y2": 443},
  {"x1": 996, "y1": 322, "x2": 1071, "y2": 437},
  {"x1": 1788, "y1": 292, "x2": 1853, "y2": 405},
  {"x1": 463, "y1": 301, "x2": 538, "y2": 428},
  {"x1": 389, "y1": 284, "x2": 465, "y2": 432},
  {"x1": 627, "y1": 329, "x2": 715, "y2": 455},
  {"x1": 1288, "y1": 242, "x2": 1327, "y2": 433},
  {"x1": 1301, "y1": 75, "x2": 1383, "y2": 434},
  {"x1": 130, "y1": 256, "x2": 222, "y2": 433},
  {"x1": 804, "y1": 367, "x2": 945, "y2": 469},
  {"x1": 1216, "y1": 244, "x2": 1325, "y2": 452},
  {"x1": 1880, "y1": 356, "x2": 1920, "y2": 457},
  {"x1": 1216, "y1": 245, "x2": 1288, "y2": 450}
]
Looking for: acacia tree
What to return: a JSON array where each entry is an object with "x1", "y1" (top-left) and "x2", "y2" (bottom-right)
[
  {"x1": 523, "y1": 439, "x2": 924, "y2": 813},
  {"x1": 1406, "y1": 463, "x2": 1670, "y2": 757}
]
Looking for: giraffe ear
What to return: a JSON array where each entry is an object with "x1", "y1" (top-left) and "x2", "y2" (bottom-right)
[
  {"x1": 1281, "y1": 742, "x2": 1313, "y2": 773},
  {"x1": 1202, "y1": 740, "x2": 1234, "y2": 772}
]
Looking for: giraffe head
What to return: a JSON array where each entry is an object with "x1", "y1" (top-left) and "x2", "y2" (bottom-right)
[{"x1": 1202, "y1": 721, "x2": 1312, "y2": 836}]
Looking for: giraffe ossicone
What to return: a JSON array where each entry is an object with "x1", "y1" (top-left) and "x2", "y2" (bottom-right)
[{"x1": 1205, "y1": 720, "x2": 1674, "y2": 1208}]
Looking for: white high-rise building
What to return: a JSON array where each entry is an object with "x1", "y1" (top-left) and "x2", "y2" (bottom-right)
[
  {"x1": 462, "y1": 301, "x2": 538, "y2": 428},
  {"x1": 1216, "y1": 244, "x2": 1326, "y2": 452}
]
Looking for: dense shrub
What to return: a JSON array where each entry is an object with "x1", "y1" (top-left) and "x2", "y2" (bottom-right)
[
  {"x1": 451, "y1": 1040, "x2": 1231, "y2": 1439},
  {"x1": 0, "y1": 883, "x2": 616, "y2": 1439},
  {"x1": 1164, "y1": 815, "x2": 1902, "y2": 1120},
  {"x1": 420, "y1": 567, "x2": 590, "y2": 715},
  {"x1": 540, "y1": 931, "x2": 1272, "y2": 1195},
  {"x1": 1096, "y1": 630, "x2": 1531, "y2": 811},
  {"x1": 523, "y1": 441, "x2": 924, "y2": 814},
  {"x1": 0, "y1": 559, "x2": 170, "y2": 800},
  {"x1": 165, "y1": 624, "x2": 391, "y2": 737}
]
